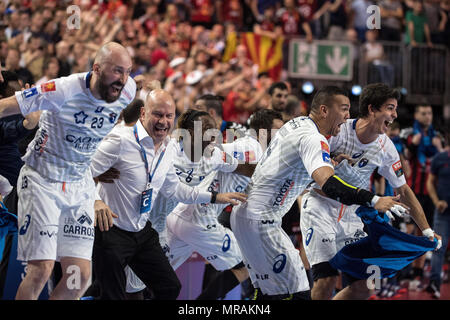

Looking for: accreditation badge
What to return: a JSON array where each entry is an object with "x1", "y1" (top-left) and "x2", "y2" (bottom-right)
[{"x1": 140, "y1": 188, "x2": 153, "y2": 214}]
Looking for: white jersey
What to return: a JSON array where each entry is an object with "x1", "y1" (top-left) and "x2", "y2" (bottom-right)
[
  {"x1": 16, "y1": 72, "x2": 136, "y2": 182},
  {"x1": 172, "y1": 140, "x2": 238, "y2": 186},
  {"x1": 171, "y1": 135, "x2": 263, "y2": 227},
  {"x1": 148, "y1": 139, "x2": 239, "y2": 230},
  {"x1": 234, "y1": 116, "x2": 333, "y2": 221},
  {"x1": 327, "y1": 119, "x2": 406, "y2": 190}
]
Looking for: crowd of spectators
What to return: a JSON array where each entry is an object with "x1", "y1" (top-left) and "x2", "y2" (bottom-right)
[
  {"x1": 0, "y1": 0, "x2": 449, "y2": 124},
  {"x1": 0, "y1": 0, "x2": 449, "y2": 300}
]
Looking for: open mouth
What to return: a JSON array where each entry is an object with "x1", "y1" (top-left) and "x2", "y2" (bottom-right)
[
  {"x1": 154, "y1": 126, "x2": 168, "y2": 134},
  {"x1": 384, "y1": 120, "x2": 393, "y2": 127},
  {"x1": 110, "y1": 84, "x2": 124, "y2": 95}
]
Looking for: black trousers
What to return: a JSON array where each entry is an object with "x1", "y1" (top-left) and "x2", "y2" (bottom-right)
[{"x1": 93, "y1": 222, "x2": 181, "y2": 300}]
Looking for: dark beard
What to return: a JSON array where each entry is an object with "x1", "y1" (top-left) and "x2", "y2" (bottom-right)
[{"x1": 96, "y1": 73, "x2": 124, "y2": 103}]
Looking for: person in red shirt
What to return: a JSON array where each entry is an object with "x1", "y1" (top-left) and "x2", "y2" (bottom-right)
[
  {"x1": 191, "y1": 0, "x2": 215, "y2": 29},
  {"x1": 276, "y1": 0, "x2": 313, "y2": 41},
  {"x1": 216, "y1": 0, "x2": 244, "y2": 30}
]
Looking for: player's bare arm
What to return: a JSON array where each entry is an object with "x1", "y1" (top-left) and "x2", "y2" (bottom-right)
[
  {"x1": 0, "y1": 95, "x2": 21, "y2": 119},
  {"x1": 395, "y1": 183, "x2": 442, "y2": 247}
]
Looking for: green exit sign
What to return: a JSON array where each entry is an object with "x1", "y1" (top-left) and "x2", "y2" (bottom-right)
[{"x1": 289, "y1": 40, "x2": 353, "y2": 80}]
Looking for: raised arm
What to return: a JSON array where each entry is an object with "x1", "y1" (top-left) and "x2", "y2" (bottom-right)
[{"x1": 0, "y1": 95, "x2": 21, "y2": 119}]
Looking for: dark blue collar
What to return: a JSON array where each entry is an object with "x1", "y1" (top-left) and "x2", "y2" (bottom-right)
[
  {"x1": 85, "y1": 71, "x2": 92, "y2": 89},
  {"x1": 220, "y1": 120, "x2": 227, "y2": 133},
  {"x1": 307, "y1": 116, "x2": 320, "y2": 132}
]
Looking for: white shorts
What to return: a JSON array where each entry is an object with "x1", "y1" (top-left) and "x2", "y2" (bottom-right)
[
  {"x1": 230, "y1": 208, "x2": 310, "y2": 296},
  {"x1": 166, "y1": 213, "x2": 243, "y2": 271},
  {"x1": 17, "y1": 165, "x2": 96, "y2": 262},
  {"x1": 300, "y1": 190, "x2": 367, "y2": 267},
  {"x1": 125, "y1": 228, "x2": 170, "y2": 294}
]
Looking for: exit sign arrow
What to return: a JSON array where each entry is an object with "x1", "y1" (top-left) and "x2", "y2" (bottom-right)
[{"x1": 326, "y1": 46, "x2": 348, "y2": 74}]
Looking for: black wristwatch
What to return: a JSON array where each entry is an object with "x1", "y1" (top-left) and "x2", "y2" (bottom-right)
[{"x1": 210, "y1": 191, "x2": 218, "y2": 203}]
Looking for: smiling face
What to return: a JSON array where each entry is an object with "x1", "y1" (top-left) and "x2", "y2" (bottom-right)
[
  {"x1": 141, "y1": 90, "x2": 176, "y2": 146},
  {"x1": 371, "y1": 98, "x2": 398, "y2": 134},
  {"x1": 92, "y1": 44, "x2": 132, "y2": 103},
  {"x1": 96, "y1": 61, "x2": 132, "y2": 103}
]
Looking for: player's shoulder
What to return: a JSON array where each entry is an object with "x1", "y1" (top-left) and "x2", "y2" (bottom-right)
[
  {"x1": 53, "y1": 72, "x2": 88, "y2": 93},
  {"x1": 121, "y1": 76, "x2": 137, "y2": 103},
  {"x1": 109, "y1": 122, "x2": 132, "y2": 139}
]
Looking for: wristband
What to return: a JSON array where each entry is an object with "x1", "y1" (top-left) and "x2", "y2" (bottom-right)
[
  {"x1": 370, "y1": 195, "x2": 380, "y2": 208},
  {"x1": 422, "y1": 228, "x2": 434, "y2": 238},
  {"x1": 210, "y1": 191, "x2": 218, "y2": 204}
]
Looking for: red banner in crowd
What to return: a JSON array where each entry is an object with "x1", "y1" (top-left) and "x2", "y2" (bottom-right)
[{"x1": 223, "y1": 32, "x2": 284, "y2": 81}]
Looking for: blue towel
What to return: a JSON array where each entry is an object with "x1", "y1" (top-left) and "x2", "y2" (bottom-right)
[
  {"x1": 330, "y1": 206, "x2": 437, "y2": 279},
  {"x1": 0, "y1": 201, "x2": 18, "y2": 259}
]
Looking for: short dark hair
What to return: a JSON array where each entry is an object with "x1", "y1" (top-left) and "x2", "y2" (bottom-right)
[
  {"x1": 195, "y1": 94, "x2": 224, "y2": 117},
  {"x1": 122, "y1": 99, "x2": 144, "y2": 125},
  {"x1": 249, "y1": 109, "x2": 283, "y2": 132},
  {"x1": 310, "y1": 86, "x2": 348, "y2": 113},
  {"x1": 177, "y1": 109, "x2": 211, "y2": 130},
  {"x1": 415, "y1": 104, "x2": 431, "y2": 113},
  {"x1": 268, "y1": 82, "x2": 288, "y2": 96},
  {"x1": 0, "y1": 70, "x2": 20, "y2": 98},
  {"x1": 359, "y1": 83, "x2": 400, "y2": 118}
]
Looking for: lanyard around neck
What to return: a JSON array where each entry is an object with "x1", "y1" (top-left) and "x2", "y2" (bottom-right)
[{"x1": 133, "y1": 125, "x2": 165, "y2": 184}]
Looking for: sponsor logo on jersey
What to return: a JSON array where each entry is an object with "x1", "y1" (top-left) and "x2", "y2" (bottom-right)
[
  {"x1": 65, "y1": 134, "x2": 102, "y2": 151},
  {"x1": 305, "y1": 228, "x2": 313, "y2": 246},
  {"x1": 207, "y1": 179, "x2": 220, "y2": 193},
  {"x1": 63, "y1": 217, "x2": 94, "y2": 239},
  {"x1": 354, "y1": 229, "x2": 365, "y2": 238},
  {"x1": 41, "y1": 81, "x2": 56, "y2": 93},
  {"x1": 392, "y1": 160, "x2": 404, "y2": 177},
  {"x1": 77, "y1": 214, "x2": 93, "y2": 226},
  {"x1": 109, "y1": 112, "x2": 118, "y2": 124},
  {"x1": 322, "y1": 152, "x2": 331, "y2": 163},
  {"x1": 206, "y1": 255, "x2": 218, "y2": 261},
  {"x1": 244, "y1": 151, "x2": 256, "y2": 163},
  {"x1": 33, "y1": 129, "x2": 49, "y2": 155},
  {"x1": 273, "y1": 253, "x2": 287, "y2": 273},
  {"x1": 39, "y1": 225, "x2": 58, "y2": 238},
  {"x1": 273, "y1": 179, "x2": 295, "y2": 206},
  {"x1": 222, "y1": 234, "x2": 231, "y2": 252},
  {"x1": 358, "y1": 158, "x2": 369, "y2": 168},
  {"x1": 344, "y1": 229, "x2": 366, "y2": 245},
  {"x1": 321, "y1": 141, "x2": 330, "y2": 153},
  {"x1": 255, "y1": 273, "x2": 269, "y2": 280},
  {"x1": 233, "y1": 151, "x2": 244, "y2": 161},
  {"x1": 63, "y1": 224, "x2": 95, "y2": 238},
  {"x1": 95, "y1": 106, "x2": 104, "y2": 113},
  {"x1": 23, "y1": 87, "x2": 38, "y2": 99},
  {"x1": 19, "y1": 214, "x2": 31, "y2": 235},
  {"x1": 161, "y1": 244, "x2": 170, "y2": 254},
  {"x1": 288, "y1": 119, "x2": 300, "y2": 129},
  {"x1": 232, "y1": 150, "x2": 256, "y2": 163},
  {"x1": 21, "y1": 176, "x2": 28, "y2": 189}
]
